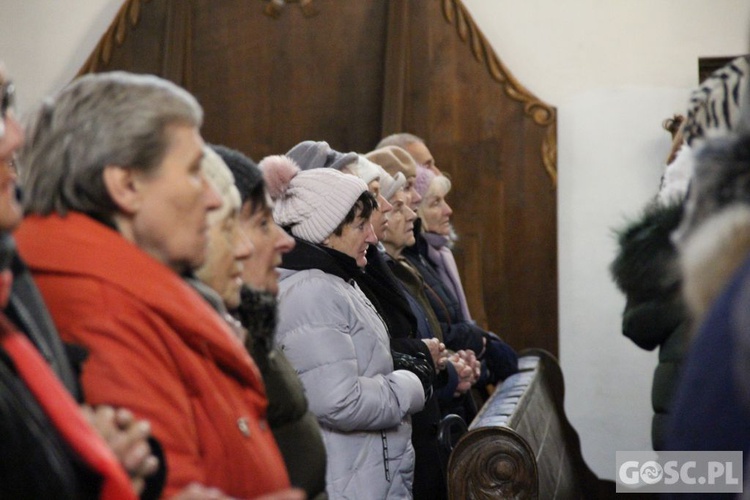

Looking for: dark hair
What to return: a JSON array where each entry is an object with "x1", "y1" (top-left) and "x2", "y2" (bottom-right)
[
  {"x1": 332, "y1": 190, "x2": 377, "y2": 236},
  {"x1": 246, "y1": 182, "x2": 268, "y2": 215},
  {"x1": 210, "y1": 144, "x2": 266, "y2": 215}
]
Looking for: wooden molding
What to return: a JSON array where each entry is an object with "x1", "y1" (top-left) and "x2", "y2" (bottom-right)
[
  {"x1": 543, "y1": 124, "x2": 558, "y2": 187},
  {"x1": 442, "y1": 0, "x2": 557, "y2": 186},
  {"x1": 77, "y1": 0, "x2": 152, "y2": 76}
]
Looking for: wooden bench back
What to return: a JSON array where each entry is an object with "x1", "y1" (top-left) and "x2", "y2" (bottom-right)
[{"x1": 447, "y1": 349, "x2": 615, "y2": 499}]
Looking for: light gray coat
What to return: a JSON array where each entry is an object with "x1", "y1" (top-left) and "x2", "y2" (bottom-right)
[{"x1": 276, "y1": 267, "x2": 425, "y2": 499}]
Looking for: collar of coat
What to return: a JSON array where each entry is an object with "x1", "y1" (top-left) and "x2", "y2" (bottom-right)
[
  {"x1": 14, "y1": 212, "x2": 264, "y2": 390},
  {"x1": 280, "y1": 235, "x2": 363, "y2": 283}
]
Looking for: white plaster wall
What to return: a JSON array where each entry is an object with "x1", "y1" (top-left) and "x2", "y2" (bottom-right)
[
  {"x1": 1, "y1": 0, "x2": 749, "y2": 482},
  {"x1": 463, "y1": 0, "x2": 750, "y2": 480},
  {"x1": 0, "y1": 0, "x2": 123, "y2": 112}
]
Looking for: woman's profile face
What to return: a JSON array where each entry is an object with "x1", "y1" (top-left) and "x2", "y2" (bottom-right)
[
  {"x1": 325, "y1": 211, "x2": 377, "y2": 268},
  {"x1": 367, "y1": 179, "x2": 392, "y2": 241},
  {"x1": 238, "y1": 194, "x2": 295, "y2": 296},
  {"x1": 129, "y1": 125, "x2": 222, "y2": 273},
  {"x1": 196, "y1": 209, "x2": 253, "y2": 309},
  {"x1": 383, "y1": 188, "x2": 416, "y2": 253},
  {"x1": 419, "y1": 184, "x2": 453, "y2": 236}
]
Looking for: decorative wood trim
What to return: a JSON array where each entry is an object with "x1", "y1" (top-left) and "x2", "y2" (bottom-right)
[
  {"x1": 442, "y1": 0, "x2": 557, "y2": 186},
  {"x1": 77, "y1": 0, "x2": 152, "y2": 76},
  {"x1": 543, "y1": 124, "x2": 558, "y2": 187}
]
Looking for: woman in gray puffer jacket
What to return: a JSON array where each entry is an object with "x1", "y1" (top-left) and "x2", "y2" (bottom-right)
[{"x1": 263, "y1": 154, "x2": 426, "y2": 499}]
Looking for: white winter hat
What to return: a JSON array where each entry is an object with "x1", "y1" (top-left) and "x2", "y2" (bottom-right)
[
  {"x1": 260, "y1": 154, "x2": 368, "y2": 243},
  {"x1": 201, "y1": 146, "x2": 241, "y2": 224},
  {"x1": 346, "y1": 155, "x2": 381, "y2": 185}
]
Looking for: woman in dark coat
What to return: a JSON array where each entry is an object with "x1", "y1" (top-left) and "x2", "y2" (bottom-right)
[
  {"x1": 346, "y1": 157, "x2": 452, "y2": 500},
  {"x1": 404, "y1": 166, "x2": 518, "y2": 391}
]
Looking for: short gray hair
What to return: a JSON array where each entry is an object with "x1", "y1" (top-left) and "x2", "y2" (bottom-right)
[
  {"x1": 425, "y1": 174, "x2": 452, "y2": 199},
  {"x1": 375, "y1": 132, "x2": 424, "y2": 151},
  {"x1": 19, "y1": 71, "x2": 202, "y2": 221}
]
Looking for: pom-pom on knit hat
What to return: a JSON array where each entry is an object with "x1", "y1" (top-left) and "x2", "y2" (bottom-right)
[
  {"x1": 378, "y1": 166, "x2": 406, "y2": 201},
  {"x1": 365, "y1": 145, "x2": 418, "y2": 178},
  {"x1": 260, "y1": 154, "x2": 368, "y2": 243},
  {"x1": 201, "y1": 146, "x2": 241, "y2": 224},
  {"x1": 286, "y1": 140, "x2": 359, "y2": 171}
]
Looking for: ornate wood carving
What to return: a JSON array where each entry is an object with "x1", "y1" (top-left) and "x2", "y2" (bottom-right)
[
  {"x1": 441, "y1": 0, "x2": 557, "y2": 186},
  {"x1": 543, "y1": 125, "x2": 558, "y2": 186},
  {"x1": 449, "y1": 428, "x2": 539, "y2": 499},
  {"x1": 448, "y1": 351, "x2": 616, "y2": 499},
  {"x1": 77, "y1": 0, "x2": 152, "y2": 75}
]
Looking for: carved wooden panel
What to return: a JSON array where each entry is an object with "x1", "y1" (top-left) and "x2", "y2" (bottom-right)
[
  {"x1": 78, "y1": 0, "x2": 558, "y2": 354},
  {"x1": 447, "y1": 350, "x2": 616, "y2": 499},
  {"x1": 448, "y1": 427, "x2": 539, "y2": 499}
]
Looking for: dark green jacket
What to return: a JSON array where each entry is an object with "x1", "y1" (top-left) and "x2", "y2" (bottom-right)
[
  {"x1": 611, "y1": 201, "x2": 688, "y2": 450},
  {"x1": 238, "y1": 287, "x2": 328, "y2": 500}
]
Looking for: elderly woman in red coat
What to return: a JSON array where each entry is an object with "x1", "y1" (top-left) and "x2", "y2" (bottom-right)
[{"x1": 14, "y1": 71, "x2": 301, "y2": 500}]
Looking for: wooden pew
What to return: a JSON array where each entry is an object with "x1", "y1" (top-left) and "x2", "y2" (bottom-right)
[{"x1": 446, "y1": 349, "x2": 616, "y2": 499}]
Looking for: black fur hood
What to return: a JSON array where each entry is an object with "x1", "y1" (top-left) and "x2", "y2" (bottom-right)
[{"x1": 610, "y1": 201, "x2": 685, "y2": 301}]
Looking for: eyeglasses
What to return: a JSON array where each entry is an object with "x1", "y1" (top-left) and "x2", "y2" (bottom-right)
[{"x1": 0, "y1": 81, "x2": 15, "y2": 139}]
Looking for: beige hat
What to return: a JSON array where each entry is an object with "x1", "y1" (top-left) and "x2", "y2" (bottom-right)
[
  {"x1": 261, "y1": 154, "x2": 368, "y2": 243},
  {"x1": 378, "y1": 166, "x2": 406, "y2": 201},
  {"x1": 201, "y1": 146, "x2": 241, "y2": 224},
  {"x1": 365, "y1": 145, "x2": 418, "y2": 178}
]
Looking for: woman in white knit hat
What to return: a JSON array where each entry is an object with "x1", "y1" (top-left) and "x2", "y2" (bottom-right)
[
  {"x1": 261, "y1": 154, "x2": 427, "y2": 500},
  {"x1": 192, "y1": 146, "x2": 253, "y2": 323}
]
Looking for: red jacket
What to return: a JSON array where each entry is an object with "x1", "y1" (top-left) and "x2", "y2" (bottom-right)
[
  {"x1": 0, "y1": 313, "x2": 136, "y2": 500},
  {"x1": 15, "y1": 213, "x2": 291, "y2": 499}
]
